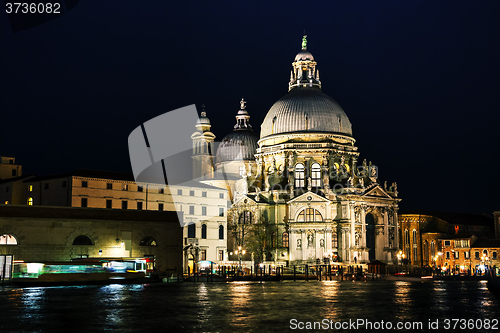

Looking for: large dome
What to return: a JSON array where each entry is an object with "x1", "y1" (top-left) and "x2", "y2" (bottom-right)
[
  {"x1": 216, "y1": 131, "x2": 259, "y2": 164},
  {"x1": 260, "y1": 87, "x2": 353, "y2": 139}
]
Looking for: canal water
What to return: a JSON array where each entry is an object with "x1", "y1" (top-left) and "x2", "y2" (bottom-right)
[{"x1": 0, "y1": 280, "x2": 498, "y2": 332}]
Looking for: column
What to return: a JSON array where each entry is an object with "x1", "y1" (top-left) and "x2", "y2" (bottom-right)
[
  {"x1": 360, "y1": 205, "x2": 367, "y2": 261},
  {"x1": 349, "y1": 203, "x2": 356, "y2": 261}
]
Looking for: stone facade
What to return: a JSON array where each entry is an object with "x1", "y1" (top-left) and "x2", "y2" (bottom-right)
[{"x1": 0, "y1": 205, "x2": 183, "y2": 275}]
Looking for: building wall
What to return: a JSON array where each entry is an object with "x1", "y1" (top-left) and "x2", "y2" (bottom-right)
[
  {"x1": 0, "y1": 206, "x2": 183, "y2": 275},
  {"x1": 0, "y1": 157, "x2": 22, "y2": 181}
]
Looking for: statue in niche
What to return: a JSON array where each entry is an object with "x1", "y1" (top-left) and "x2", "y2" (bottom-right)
[
  {"x1": 347, "y1": 176, "x2": 353, "y2": 187},
  {"x1": 358, "y1": 178, "x2": 364, "y2": 188},
  {"x1": 307, "y1": 234, "x2": 314, "y2": 248},
  {"x1": 288, "y1": 154, "x2": 294, "y2": 167},
  {"x1": 320, "y1": 239, "x2": 324, "y2": 248},
  {"x1": 322, "y1": 155, "x2": 328, "y2": 166},
  {"x1": 297, "y1": 238, "x2": 302, "y2": 249}
]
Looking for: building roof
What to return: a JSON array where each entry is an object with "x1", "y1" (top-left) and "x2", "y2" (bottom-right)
[
  {"x1": 260, "y1": 87, "x2": 353, "y2": 139},
  {"x1": 216, "y1": 130, "x2": 259, "y2": 164},
  {"x1": 472, "y1": 237, "x2": 500, "y2": 248},
  {"x1": 401, "y1": 210, "x2": 493, "y2": 227},
  {"x1": 0, "y1": 174, "x2": 35, "y2": 184},
  {"x1": 439, "y1": 233, "x2": 476, "y2": 240},
  {"x1": 24, "y1": 168, "x2": 136, "y2": 183},
  {"x1": 0, "y1": 205, "x2": 181, "y2": 223}
]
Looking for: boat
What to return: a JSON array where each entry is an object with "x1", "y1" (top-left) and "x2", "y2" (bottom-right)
[
  {"x1": 487, "y1": 270, "x2": 500, "y2": 297},
  {"x1": 385, "y1": 272, "x2": 434, "y2": 282},
  {"x1": 11, "y1": 258, "x2": 152, "y2": 286}
]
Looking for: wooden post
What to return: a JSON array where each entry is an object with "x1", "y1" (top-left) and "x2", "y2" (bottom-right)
[
  {"x1": 305, "y1": 264, "x2": 309, "y2": 281},
  {"x1": 293, "y1": 265, "x2": 296, "y2": 281}
]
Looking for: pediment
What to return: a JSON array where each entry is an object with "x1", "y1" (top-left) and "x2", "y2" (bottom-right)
[
  {"x1": 288, "y1": 191, "x2": 330, "y2": 204},
  {"x1": 363, "y1": 185, "x2": 393, "y2": 199},
  {"x1": 232, "y1": 194, "x2": 259, "y2": 206}
]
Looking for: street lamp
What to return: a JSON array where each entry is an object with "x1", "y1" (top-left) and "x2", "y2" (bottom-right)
[{"x1": 235, "y1": 246, "x2": 246, "y2": 276}]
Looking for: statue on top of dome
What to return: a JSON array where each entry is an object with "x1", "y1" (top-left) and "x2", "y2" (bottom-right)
[
  {"x1": 240, "y1": 98, "x2": 246, "y2": 110},
  {"x1": 302, "y1": 35, "x2": 307, "y2": 50}
]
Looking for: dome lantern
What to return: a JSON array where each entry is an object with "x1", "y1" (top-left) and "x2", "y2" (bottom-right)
[{"x1": 289, "y1": 35, "x2": 321, "y2": 91}]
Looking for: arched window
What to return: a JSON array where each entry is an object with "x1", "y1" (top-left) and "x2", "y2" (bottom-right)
[
  {"x1": 297, "y1": 208, "x2": 323, "y2": 222},
  {"x1": 187, "y1": 223, "x2": 196, "y2": 238},
  {"x1": 27, "y1": 197, "x2": 33, "y2": 206},
  {"x1": 282, "y1": 232, "x2": 289, "y2": 248},
  {"x1": 0, "y1": 234, "x2": 18, "y2": 245},
  {"x1": 140, "y1": 236, "x2": 157, "y2": 246},
  {"x1": 294, "y1": 163, "x2": 305, "y2": 188},
  {"x1": 219, "y1": 225, "x2": 224, "y2": 240},
  {"x1": 201, "y1": 224, "x2": 207, "y2": 239},
  {"x1": 239, "y1": 211, "x2": 252, "y2": 224},
  {"x1": 72, "y1": 235, "x2": 93, "y2": 245},
  {"x1": 272, "y1": 232, "x2": 276, "y2": 248},
  {"x1": 311, "y1": 163, "x2": 321, "y2": 187},
  {"x1": 423, "y1": 241, "x2": 429, "y2": 263},
  {"x1": 483, "y1": 249, "x2": 488, "y2": 257},
  {"x1": 430, "y1": 241, "x2": 436, "y2": 259}
]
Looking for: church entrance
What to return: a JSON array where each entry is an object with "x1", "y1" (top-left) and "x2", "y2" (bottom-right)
[{"x1": 366, "y1": 213, "x2": 376, "y2": 261}]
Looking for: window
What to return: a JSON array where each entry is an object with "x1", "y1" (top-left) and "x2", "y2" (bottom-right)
[
  {"x1": 493, "y1": 252, "x2": 497, "y2": 260},
  {"x1": 159, "y1": 188, "x2": 164, "y2": 194},
  {"x1": 29, "y1": 185, "x2": 33, "y2": 192},
  {"x1": 219, "y1": 193, "x2": 224, "y2": 199},
  {"x1": 73, "y1": 235, "x2": 93, "y2": 245},
  {"x1": 200, "y1": 250, "x2": 206, "y2": 261},
  {"x1": 218, "y1": 250, "x2": 224, "y2": 261},
  {"x1": 138, "y1": 186, "x2": 143, "y2": 192},
  {"x1": 294, "y1": 163, "x2": 305, "y2": 188},
  {"x1": 140, "y1": 236, "x2": 157, "y2": 246},
  {"x1": 201, "y1": 224, "x2": 207, "y2": 239},
  {"x1": 219, "y1": 208, "x2": 224, "y2": 217},
  {"x1": 430, "y1": 241, "x2": 435, "y2": 259},
  {"x1": 238, "y1": 211, "x2": 252, "y2": 224},
  {"x1": 5, "y1": 186, "x2": 9, "y2": 193},
  {"x1": 177, "y1": 189, "x2": 182, "y2": 195},
  {"x1": 106, "y1": 199, "x2": 112, "y2": 209},
  {"x1": 412, "y1": 230, "x2": 417, "y2": 243},
  {"x1": 282, "y1": 232, "x2": 289, "y2": 248},
  {"x1": 413, "y1": 247, "x2": 418, "y2": 262},
  {"x1": 81, "y1": 198, "x2": 88, "y2": 207},
  {"x1": 465, "y1": 251, "x2": 470, "y2": 259},
  {"x1": 239, "y1": 166, "x2": 245, "y2": 177},
  {"x1": 202, "y1": 206, "x2": 207, "y2": 216},
  {"x1": 311, "y1": 163, "x2": 321, "y2": 187},
  {"x1": 219, "y1": 225, "x2": 224, "y2": 239},
  {"x1": 475, "y1": 251, "x2": 480, "y2": 259},
  {"x1": 190, "y1": 190, "x2": 195, "y2": 196},
  {"x1": 137, "y1": 202, "x2": 143, "y2": 210},
  {"x1": 44, "y1": 183, "x2": 49, "y2": 190},
  {"x1": 62, "y1": 180, "x2": 67, "y2": 187},
  {"x1": 444, "y1": 240, "x2": 451, "y2": 246},
  {"x1": 158, "y1": 203, "x2": 164, "y2": 211},
  {"x1": 272, "y1": 232, "x2": 276, "y2": 248},
  {"x1": 483, "y1": 249, "x2": 488, "y2": 257},
  {"x1": 332, "y1": 233, "x2": 338, "y2": 248},
  {"x1": 454, "y1": 251, "x2": 459, "y2": 259},
  {"x1": 297, "y1": 208, "x2": 323, "y2": 222},
  {"x1": 123, "y1": 184, "x2": 129, "y2": 191},
  {"x1": 82, "y1": 181, "x2": 88, "y2": 188},
  {"x1": 187, "y1": 224, "x2": 196, "y2": 238},
  {"x1": 107, "y1": 183, "x2": 113, "y2": 190},
  {"x1": 12, "y1": 169, "x2": 16, "y2": 177},
  {"x1": 189, "y1": 206, "x2": 195, "y2": 215},
  {"x1": 122, "y1": 201, "x2": 128, "y2": 209},
  {"x1": 202, "y1": 191, "x2": 207, "y2": 198},
  {"x1": 446, "y1": 251, "x2": 450, "y2": 259},
  {"x1": 0, "y1": 234, "x2": 18, "y2": 245},
  {"x1": 27, "y1": 197, "x2": 33, "y2": 205}
]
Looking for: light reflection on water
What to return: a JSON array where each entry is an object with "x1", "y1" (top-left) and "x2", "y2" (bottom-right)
[{"x1": 0, "y1": 280, "x2": 498, "y2": 333}]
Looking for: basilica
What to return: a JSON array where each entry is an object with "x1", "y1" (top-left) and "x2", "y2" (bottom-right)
[{"x1": 192, "y1": 36, "x2": 400, "y2": 265}]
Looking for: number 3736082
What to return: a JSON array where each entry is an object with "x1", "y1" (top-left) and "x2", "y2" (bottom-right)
[{"x1": 6, "y1": 3, "x2": 61, "y2": 14}]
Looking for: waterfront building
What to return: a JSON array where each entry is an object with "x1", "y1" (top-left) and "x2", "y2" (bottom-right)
[
  {"x1": 0, "y1": 156, "x2": 22, "y2": 181},
  {"x1": 202, "y1": 36, "x2": 401, "y2": 266},
  {"x1": 0, "y1": 205, "x2": 183, "y2": 275},
  {"x1": 399, "y1": 210, "x2": 495, "y2": 267},
  {"x1": 0, "y1": 169, "x2": 228, "y2": 273}
]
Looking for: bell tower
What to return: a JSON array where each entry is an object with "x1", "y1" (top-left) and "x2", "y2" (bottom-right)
[{"x1": 191, "y1": 105, "x2": 216, "y2": 179}]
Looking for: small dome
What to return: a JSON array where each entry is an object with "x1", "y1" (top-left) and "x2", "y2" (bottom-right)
[
  {"x1": 295, "y1": 50, "x2": 314, "y2": 61},
  {"x1": 216, "y1": 131, "x2": 259, "y2": 164},
  {"x1": 260, "y1": 87, "x2": 352, "y2": 139},
  {"x1": 196, "y1": 116, "x2": 210, "y2": 125}
]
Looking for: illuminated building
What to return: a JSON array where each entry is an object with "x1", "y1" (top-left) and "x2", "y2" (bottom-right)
[
  {"x1": 204, "y1": 36, "x2": 401, "y2": 265},
  {"x1": 0, "y1": 205, "x2": 182, "y2": 275},
  {"x1": 399, "y1": 210, "x2": 495, "y2": 267}
]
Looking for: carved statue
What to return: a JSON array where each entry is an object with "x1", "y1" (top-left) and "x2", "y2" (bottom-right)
[
  {"x1": 288, "y1": 153, "x2": 294, "y2": 167},
  {"x1": 384, "y1": 181, "x2": 387, "y2": 191},
  {"x1": 359, "y1": 178, "x2": 364, "y2": 187},
  {"x1": 307, "y1": 234, "x2": 313, "y2": 247},
  {"x1": 297, "y1": 238, "x2": 302, "y2": 249},
  {"x1": 320, "y1": 239, "x2": 324, "y2": 248},
  {"x1": 347, "y1": 176, "x2": 353, "y2": 187}
]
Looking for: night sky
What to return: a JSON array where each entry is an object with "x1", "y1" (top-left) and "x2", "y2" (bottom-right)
[{"x1": 2, "y1": 0, "x2": 499, "y2": 215}]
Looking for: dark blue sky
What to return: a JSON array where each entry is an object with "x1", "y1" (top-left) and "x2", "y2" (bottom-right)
[{"x1": 2, "y1": 0, "x2": 499, "y2": 215}]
